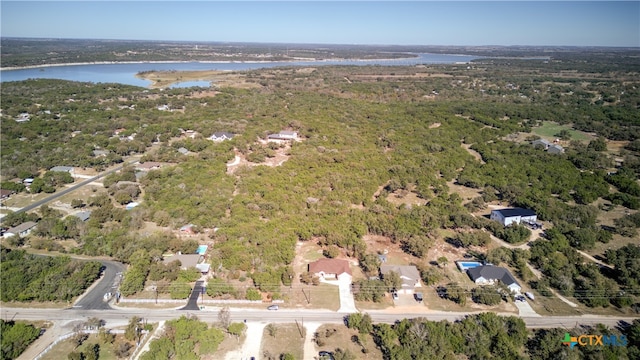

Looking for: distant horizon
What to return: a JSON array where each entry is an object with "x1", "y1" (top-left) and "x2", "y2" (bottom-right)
[
  {"x1": 2, "y1": 2, "x2": 639, "y2": 47},
  {"x1": 3, "y1": 36, "x2": 639, "y2": 50}
]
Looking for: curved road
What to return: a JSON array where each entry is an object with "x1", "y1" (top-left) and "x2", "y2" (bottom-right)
[{"x1": 74, "y1": 260, "x2": 126, "y2": 310}]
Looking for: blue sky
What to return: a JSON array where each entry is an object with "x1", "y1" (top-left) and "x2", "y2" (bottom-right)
[{"x1": 1, "y1": 1, "x2": 638, "y2": 47}]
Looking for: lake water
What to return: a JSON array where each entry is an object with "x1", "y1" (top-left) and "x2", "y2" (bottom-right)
[{"x1": 0, "y1": 53, "x2": 479, "y2": 87}]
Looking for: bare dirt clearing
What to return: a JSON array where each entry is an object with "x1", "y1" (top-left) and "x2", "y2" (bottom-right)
[{"x1": 226, "y1": 144, "x2": 292, "y2": 175}]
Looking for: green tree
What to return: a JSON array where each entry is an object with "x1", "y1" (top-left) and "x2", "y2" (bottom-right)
[
  {"x1": 471, "y1": 286, "x2": 502, "y2": 306},
  {"x1": 169, "y1": 281, "x2": 192, "y2": 299},
  {"x1": 228, "y1": 322, "x2": 246, "y2": 340},
  {"x1": 245, "y1": 287, "x2": 262, "y2": 301},
  {"x1": 445, "y1": 282, "x2": 467, "y2": 306},
  {"x1": 198, "y1": 327, "x2": 224, "y2": 354},
  {"x1": 382, "y1": 271, "x2": 402, "y2": 292},
  {"x1": 0, "y1": 320, "x2": 41, "y2": 360}
]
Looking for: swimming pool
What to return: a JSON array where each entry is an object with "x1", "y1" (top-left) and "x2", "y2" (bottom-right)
[
  {"x1": 456, "y1": 261, "x2": 483, "y2": 271},
  {"x1": 196, "y1": 245, "x2": 208, "y2": 255}
]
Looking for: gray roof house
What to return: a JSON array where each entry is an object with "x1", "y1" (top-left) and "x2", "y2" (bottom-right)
[
  {"x1": 93, "y1": 149, "x2": 109, "y2": 157},
  {"x1": 50, "y1": 166, "x2": 74, "y2": 173},
  {"x1": 467, "y1": 265, "x2": 521, "y2": 293},
  {"x1": 162, "y1": 254, "x2": 203, "y2": 270},
  {"x1": 531, "y1": 139, "x2": 551, "y2": 150},
  {"x1": 3, "y1": 221, "x2": 37, "y2": 239},
  {"x1": 73, "y1": 211, "x2": 92, "y2": 222},
  {"x1": 490, "y1": 208, "x2": 537, "y2": 226},
  {"x1": 548, "y1": 144, "x2": 565, "y2": 154},
  {"x1": 177, "y1": 147, "x2": 190, "y2": 155},
  {"x1": 380, "y1": 265, "x2": 422, "y2": 294}
]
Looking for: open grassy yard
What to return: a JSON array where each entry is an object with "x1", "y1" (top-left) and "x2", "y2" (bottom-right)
[
  {"x1": 286, "y1": 283, "x2": 341, "y2": 311},
  {"x1": 260, "y1": 323, "x2": 305, "y2": 360},
  {"x1": 532, "y1": 121, "x2": 593, "y2": 142}
]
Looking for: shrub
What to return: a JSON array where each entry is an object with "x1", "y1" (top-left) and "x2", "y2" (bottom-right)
[{"x1": 471, "y1": 286, "x2": 502, "y2": 306}]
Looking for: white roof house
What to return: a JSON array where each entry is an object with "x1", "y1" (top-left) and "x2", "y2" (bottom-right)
[
  {"x1": 268, "y1": 130, "x2": 298, "y2": 141},
  {"x1": 209, "y1": 132, "x2": 235, "y2": 142},
  {"x1": 50, "y1": 166, "x2": 74, "y2": 173}
]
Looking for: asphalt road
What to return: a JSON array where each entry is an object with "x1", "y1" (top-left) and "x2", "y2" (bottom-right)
[
  {"x1": 74, "y1": 260, "x2": 126, "y2": 310},
  {"x1": 179, "y1": 280, "x2": 206, "y2": 311},
  {"x1": 3, "y1": 306, "x2": 637, "y2": 330},
  {"x1": 0, "y1": 159, "x2": 138, "y2": 224}
]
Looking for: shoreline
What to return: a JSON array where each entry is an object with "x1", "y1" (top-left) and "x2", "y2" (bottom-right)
[{"x1": 0, "y1": 55, "x2": 424, "y2": 72}]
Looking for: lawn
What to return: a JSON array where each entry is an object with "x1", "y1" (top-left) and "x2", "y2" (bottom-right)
[
  {"x1": 287, "y1": 283, "x2": 341, "y2": 311},
  {"x1": 261, "y1": 323, "x2": 305, "y2": 360},
  {"x1": 532, "y1": 121, "x2": 592, "y2": 142}
]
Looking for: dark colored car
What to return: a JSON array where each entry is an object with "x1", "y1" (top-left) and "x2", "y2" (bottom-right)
[
  {"x1": 319, "y1": 351, "x2": 334, "y2": 360},
  {"x1": 414, "y1": 292, "x2": 423, "y2": 302}
]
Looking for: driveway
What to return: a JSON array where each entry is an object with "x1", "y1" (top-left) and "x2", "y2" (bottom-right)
[
  {"x1": 320, "y1": 278, "x2": 357, "y2": 313},
  {"x1": 514, "y1": 299, "x2": 540, "y2": 317},
  {"x1": 224, "y1": 321, "x2": 266, "y2": 360},
  {"x1": 303, "y1": 322, "x2": 321, "y2": 360},
  {"x1": 74, "y1": 260, "x2": 126, "y2": 310},
  {"x1": 393, "y1": 293, "x2": 423, "y2": 307}
]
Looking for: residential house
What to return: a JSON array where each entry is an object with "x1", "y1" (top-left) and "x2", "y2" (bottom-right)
[
  {"x1": 548, "y1": 144, "x2": 565, "y2": 154},
  {"x1": 490, "y1": 208, "x2": 537, "y2": 226},
  {"x1": 179, "y1": 224, "x2": 196, "y2": 234},
  {"x1": 3, "y1": 221, "x2": 37, "y2": 239},
  {"x1": 162, "y1": 254, "x2": 202, "y2": 270},
  {"x1": 532, "y1": 139, "x2": 565, "y2": 154},
  {"x1": 73, "y1": 211, "x2": 92, "y2": 222},
  {"x1": 15, "y1": 113, "x2": 30, "y2": 123},
  {"x1": 268, "y1": 130, "x2": 298, "y2": 141},
  {"x1": 183, "y1": 130, "x2": 198, "y2": 139},
  {"x1": 135, "y1": 162, "x2": 162, "y2": 171},
  {"x1": 177, "y1": 147, "x2": 190, "y2": 155},
  {"x1": 93, "y1": 149, "x2": 109, "y2": 157},
  {"x1": 50, "y1": 166, "x2": 74, "y2": 174},
  {"x1": 209, "y1": 132, "x2": 235, "y2": 142},
  {"x1": 308, "y1": 258, "x2": 352, "y2": 281},
  {"x1": 125, "y1": 202, "x2": 139, "y2": 210},
  {"x1": 380, "y1": 265, "x2": 422, "y2": 294},
  {"x1": 531, "y1": 139, "x2": 551, "y2": 150},
  {"x1": 467, "y1": 265, "x2": 521, "y2": 293},
  {"x1": 0, "y1": 189, "x2": 16, "y2": 200}
]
